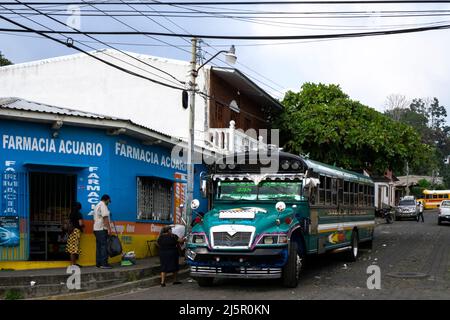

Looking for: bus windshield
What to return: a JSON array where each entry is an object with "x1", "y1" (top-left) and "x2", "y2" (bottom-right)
[{"x1": 216, "y1": 181, "x2": 302, "y2": 201}]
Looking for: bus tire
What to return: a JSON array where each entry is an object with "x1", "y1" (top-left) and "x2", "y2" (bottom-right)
[
  {"x1": 195, "y1": 277, "x2": 214, "y2": 287},
  {"x1": 282, "y1": 240, "x2": 301, "y2": 288},
  {"x1": 346, "y1": 230, "x2": 359, "y2": 262}
]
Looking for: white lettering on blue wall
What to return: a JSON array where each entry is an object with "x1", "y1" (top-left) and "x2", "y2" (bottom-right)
[
  {"x1": 87, "y1": 167, "x2": 101, "y2": 205},
  {"x1": 2, "y1": 135, "x2": 103, "y2": 156},
  {"x1": 115, "y1": 142, "x2": 186, "y2": 171},
  {"x1": 2, "y1": 161, "x2": 18, "y2": 215}
]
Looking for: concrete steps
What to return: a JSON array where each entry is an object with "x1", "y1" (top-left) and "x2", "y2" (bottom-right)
[{"x1": 0, "y1": 257, "x2": 183, "y2": 299}]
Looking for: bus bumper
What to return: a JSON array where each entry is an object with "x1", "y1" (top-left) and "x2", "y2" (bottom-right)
[
  {"x1": 190, "y1": 265, "x2": 282, "y2": 279},
  {"x1": 186, "y1": 247, "x2": 287, "y2": 279}
]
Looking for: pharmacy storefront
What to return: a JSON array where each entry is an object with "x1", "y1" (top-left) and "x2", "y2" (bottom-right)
[{"x1": 0, "y1": 98, "x2": 206, "y2": 270}]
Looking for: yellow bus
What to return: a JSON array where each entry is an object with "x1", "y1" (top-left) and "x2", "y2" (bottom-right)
[{"x1": 417, "y1": 189, "x2": 450, "y2": 209}]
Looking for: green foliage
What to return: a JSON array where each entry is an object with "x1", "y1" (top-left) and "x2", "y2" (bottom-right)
[
  {"x1": 276, "y1": 83, "x2": 430, "y2": 174},
  {"x1": 0, "y1": 51, "x2": 12, "y2": 66},
  {"x1": 385, "y1": 96, "x2": 450, "y2": 177},
  {"x1": 417, "y1": 179, "x2": 431, "y2": 189},
  {"x1": 4, "y1": 289, "x2": 23, "y2": 300},
  {"x1": 410, "y1": 186, "x2": 425, "y2": 198}
]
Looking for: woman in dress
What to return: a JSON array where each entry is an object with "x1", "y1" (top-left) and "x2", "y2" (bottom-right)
[
  {"x1": 157, "y1": 226, "x2": 185, "y2": 287},
  {"x1": 65, "y1": 202, "x2": 84, "y2": 267}
]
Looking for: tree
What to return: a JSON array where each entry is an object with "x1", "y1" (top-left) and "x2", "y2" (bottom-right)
[
  {"x1": 384, "y1": 94, "x2": 410, "y2": 121},
  {"x1": 385, "y1": 95, "x2": 450, "y2": 177},
  {"x1": 276, "y1": 83, "x2": 431, "y2": 175},
  {"x1": 429, "y1": 97, "x2": 447, "y2": 130},
  {"x1": 0, "y1": 51, "x2": 12, "y2": 66}
]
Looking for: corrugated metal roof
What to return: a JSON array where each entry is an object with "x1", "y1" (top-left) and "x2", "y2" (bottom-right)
[
  {"x1": 0, "y1": 97, "x2": 174, "y2": 140},
  {"x1": 0, "y1": 97, "x2": 121, "y2": 120}
]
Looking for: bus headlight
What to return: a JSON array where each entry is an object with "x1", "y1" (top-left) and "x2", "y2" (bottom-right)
[
  {"x1": 258, "y1": 235, "x2": 288, "y2": 245},
  {"x1": 193, "y1": 235, "x2": 206, "y2": 244},
  {"x1": 276, "y1": 201, "x2": 286, "y2": 212},
  {"x1": 189, "y1": 234, "x2": 206, "y2": 245}
]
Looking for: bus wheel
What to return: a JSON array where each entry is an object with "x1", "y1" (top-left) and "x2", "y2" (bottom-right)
[
  {"x1": 195, "y1": 277, "x2": 214, "y2": 287},
  {"x1": 282, "y1": 241, "x2": 301, "y2": 288},
  {"x1": 346, "y1": 230, "x2": 359, "y2": 262}
]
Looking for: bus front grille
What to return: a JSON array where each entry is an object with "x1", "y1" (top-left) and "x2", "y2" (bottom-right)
[{"x1": 212, "y1": 232, "x2": 252, "y2": 247}]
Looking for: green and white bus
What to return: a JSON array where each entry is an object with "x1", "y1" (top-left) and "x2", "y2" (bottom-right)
[{"x1": 186, "y1": 151, "x2": 375, "y2": 287}]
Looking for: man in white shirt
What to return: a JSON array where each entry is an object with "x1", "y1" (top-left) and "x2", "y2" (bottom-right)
[{"x1": 93, "y1": 194, "x2": 112, "y2": 268}]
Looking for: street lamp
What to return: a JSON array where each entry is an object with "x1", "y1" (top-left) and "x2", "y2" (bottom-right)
[{"x1": 185, "y1": 38, "x2": 237, "y2": 235}]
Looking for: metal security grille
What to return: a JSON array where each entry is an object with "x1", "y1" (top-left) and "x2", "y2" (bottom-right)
[
  {"x1": 137, "y1": 177, "x2": 173, "y2": 222},
  {"x1": 213, "y1": 232, "x2": 252, "y2": 247},
  {"x1": 29, "y1": 172, "x2": 76, "y2": 261},
  {"x1": 29, "y1": 172, "x2": 76, "y2": 224}
]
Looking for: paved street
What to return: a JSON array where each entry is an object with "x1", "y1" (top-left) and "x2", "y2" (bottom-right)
[{"x1": 102, "y1": 210, "x2": 450, "y2": 300}]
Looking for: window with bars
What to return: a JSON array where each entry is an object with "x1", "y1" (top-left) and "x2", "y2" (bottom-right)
[{"x1": 137, "y1": 177, "x2": 173, "y2": 222}]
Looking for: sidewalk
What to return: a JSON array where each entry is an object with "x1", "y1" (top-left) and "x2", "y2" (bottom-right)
[{"x1": 0, "y1": 257, "x2": 187, "y2": 300}]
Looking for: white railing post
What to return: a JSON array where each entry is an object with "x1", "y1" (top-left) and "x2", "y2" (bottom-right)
[{"x1": 229, "y1": 120, "x2": 236, "y2": 153}]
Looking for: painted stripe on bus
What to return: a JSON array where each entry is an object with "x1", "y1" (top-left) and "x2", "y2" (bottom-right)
[{"x1": 318, "y1": 220, "x2": 375, "y2": 233}]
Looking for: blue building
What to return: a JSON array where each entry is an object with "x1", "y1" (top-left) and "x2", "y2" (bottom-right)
[{"x1": 0, "y1": 97, "x2": 207, "y2": 269}]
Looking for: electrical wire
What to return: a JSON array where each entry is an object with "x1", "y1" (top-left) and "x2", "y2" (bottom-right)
[
  {"x1": 12, "y1": 0, "x2": 185, "y2": 85},
  {"x1": 0, "y1": 13, "x2": 186, "y2": 90},
  {"x1": 2, "y1": 1, "x2": 450, "y2": 5},
  {"x1": 3, "y1": 20, "x2": 450, "y2": 39}
]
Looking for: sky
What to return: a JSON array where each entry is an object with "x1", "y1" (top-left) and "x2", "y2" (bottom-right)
[{"x1": 0, "y1": 0, "x2": 450, "y2": 123}]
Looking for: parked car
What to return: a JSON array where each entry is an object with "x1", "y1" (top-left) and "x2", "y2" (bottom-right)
[
  {"x1": 395, "y1": 198, "x2": 419, "y2": 221},
  {"x1": 438, "y1": 200, "x2": 450, "y2": 225}
]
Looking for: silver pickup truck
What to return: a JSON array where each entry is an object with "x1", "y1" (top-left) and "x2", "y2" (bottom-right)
[{"x1": 395, "y1": 199, "x2": 419, "y2": 221}]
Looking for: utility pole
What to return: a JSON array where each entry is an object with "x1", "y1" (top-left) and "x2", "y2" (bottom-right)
[
  {"x1": 406, "y1": 161, "x2": 410, "y2": 196},
  {"x1": 184, "y1": 38, "x2": 236, "y2": 237},
  {"x1": 185, "y1": 37, "x2": 198, "y2": 234}
]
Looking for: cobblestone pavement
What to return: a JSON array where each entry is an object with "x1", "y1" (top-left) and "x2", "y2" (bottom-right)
[{"x1": 103, "y1": 210, "x2": 450, "y2": 300}]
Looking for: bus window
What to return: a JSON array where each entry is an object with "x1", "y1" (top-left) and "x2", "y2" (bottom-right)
[
  {"x1": 444, "y1": 194, "x2": 449, "y2": 199},
  {"x1": 325, "y1": 176, "x2": 332, "y2": 205},
  {"x1": 364, "y1": 185, "x2": 368, "y2": 206},
  {"x1": 350, "y1": 182, "x2": 355, "y2": 205},
  {"x1": 318, "y1": 175, "x2": 325, "y2": 205},
  {"x1": 358, "y1": 184, "x2": 364, "y2": 206},
  {"x1": 370, "y1": 186, "x2": 375, "y2": 206},
  {"x1": 343, "y1": 181, "x2": 349, "y2": 205},
  {"x1": 433, "y1": 194, "x2": 438, "y2": 199},
  {"x1": 332, "y1": 179, "x2": 338, "y2": 205}
]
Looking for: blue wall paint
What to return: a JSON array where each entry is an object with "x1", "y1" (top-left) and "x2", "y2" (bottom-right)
[{"x1": 0, "y1": 119, "x2": 207, "y2": 223}]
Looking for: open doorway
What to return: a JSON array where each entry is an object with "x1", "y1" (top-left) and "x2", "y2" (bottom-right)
[{"x1": 29, "y1": 172, "x2": 76, "y2": 261}]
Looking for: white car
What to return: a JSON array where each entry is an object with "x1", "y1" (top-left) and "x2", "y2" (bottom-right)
[{"x1": 438, "y1": 200, "x2": 450, "y2": 225}]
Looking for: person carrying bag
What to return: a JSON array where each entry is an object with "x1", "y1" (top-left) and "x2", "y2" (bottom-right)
[
  {"x1": 93, "y1": 194, "x2": 115, "y2": 269},
  {"x1": 107, "y1": 217, "x2": 122, "y2": 258}
]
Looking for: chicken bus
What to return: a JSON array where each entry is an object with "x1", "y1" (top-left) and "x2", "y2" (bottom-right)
[
  {"x1": 185, "y1": 151, "x2": 375, "y2": 288},
  {"x1": 417, "y1": 189, "x2": 450, "y2": 209}
]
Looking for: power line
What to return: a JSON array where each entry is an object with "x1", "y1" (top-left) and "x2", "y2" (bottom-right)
[
  {"x1": 0, "y1": 13, "x2": 186, "y2": 90},
  {"x1": 2, "y1": 22, "x2": 450, "y2": 39},
  {"x1": 3, "y1": 1, "x2": 450, "y2": 5},
  {"x1": 12, "y1": 0, "x2": 185, "y2": 85}
]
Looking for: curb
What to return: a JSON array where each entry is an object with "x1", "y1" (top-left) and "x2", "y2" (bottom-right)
[{"x1": 31, "y1": 268, "x2": 190, "y2": 300}]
